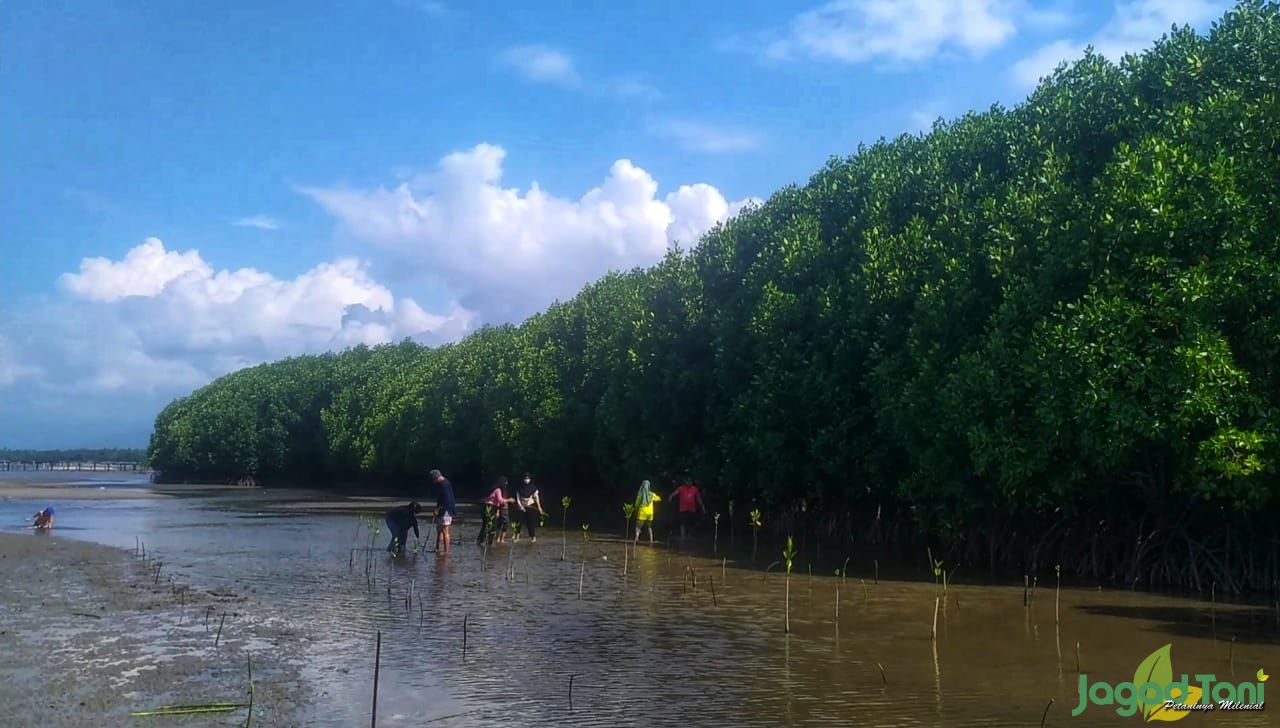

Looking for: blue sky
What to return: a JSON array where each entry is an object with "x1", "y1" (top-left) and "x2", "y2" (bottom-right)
[{"x1": 0, "y1": 0, "x2": 1231, "y2": 448}]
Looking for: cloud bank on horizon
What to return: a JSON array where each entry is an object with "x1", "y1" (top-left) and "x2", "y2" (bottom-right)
[{"x1": 1, "y1": 147, "x2": 756, "y2": 445}]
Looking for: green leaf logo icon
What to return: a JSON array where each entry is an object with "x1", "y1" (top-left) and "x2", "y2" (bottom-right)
[
  {"x1": 1134, "y1": 644, "x2": 1174, "y2": 721},
  {"x1": 1258, "y1": 668, "x2": 1269, "y2": 682}
]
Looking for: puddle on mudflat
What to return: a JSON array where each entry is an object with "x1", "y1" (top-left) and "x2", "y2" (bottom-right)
[{"x1": 3, "y1": 483, "x2": 1277, "y2": 726}]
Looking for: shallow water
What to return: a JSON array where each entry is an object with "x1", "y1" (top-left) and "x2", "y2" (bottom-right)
[{"x1": 3, "y1": 478, "x2": 1277, "y2": 726}]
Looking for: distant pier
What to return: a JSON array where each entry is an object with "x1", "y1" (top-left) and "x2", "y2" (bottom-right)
[{"x1": 0, "y1": 461, "x2": 148, "y2": 472}]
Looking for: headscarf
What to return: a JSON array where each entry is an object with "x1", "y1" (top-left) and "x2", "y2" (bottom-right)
[{"x1": 636, "y1": 480, "x2": 654, "y2": 507}]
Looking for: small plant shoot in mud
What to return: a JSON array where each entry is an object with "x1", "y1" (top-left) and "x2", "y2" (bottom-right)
[{"x1": 783, "y1": 535, "x2": 796, "y2": 633}]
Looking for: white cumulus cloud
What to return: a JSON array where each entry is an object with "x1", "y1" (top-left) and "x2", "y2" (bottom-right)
[
  {"x1": 303, "y1": 143, "x2": 761, "y2": 321},
  {"x1": 40, "y1": 238, "x2": 477, "y2": 396},
  {"x1": 764, "y1": 0, "x2": 1020, "y2": 65},
  {"x1": 232, "y1": 214, "x2": 283, "y2": 230},
  {"x1": 649, "y1": 119, "x2": 764, "y2": 153},
  {"x1": 59, "y1": 237, "x2": 211, "y2": 302},
  {"x1": 1012, "y1": 0, "x2": 1229, "y2": 87},
  {"x1": 497, "y1": 45, "x2": 580, "y2": 86}
]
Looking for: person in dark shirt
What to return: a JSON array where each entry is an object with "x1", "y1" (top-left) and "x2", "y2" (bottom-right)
[
  {"x1": 384, "y1": 501, "x2": 423, "y2": 556},
  {"x1": 430, "y1": 469, "x2": 456, "y2": 554},
  {"x1": 514, "y1": 473, "x2": 545, "y2": 543}
]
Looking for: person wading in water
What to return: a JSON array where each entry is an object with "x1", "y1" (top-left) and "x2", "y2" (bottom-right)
[
  {"x1": 431, "y1": 469, "x2": 457, "y2": 554},
  {"x1": 633, "y1": 481, "x2": 660, "y2": 545},
  {"x1": 384, "y1": 502, "x2": 422, "y2": 556},
  {"x1": 514, "y1": 473, "x2": 545, "y2": 543}
]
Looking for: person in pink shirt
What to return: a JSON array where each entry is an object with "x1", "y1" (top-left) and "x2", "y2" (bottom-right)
[
  {"x1": 478, "y1": 476, "x2": 514, "y2": 546},
  {"x1": 669, "y1": 478, "x2": 706, "y2": 542}
]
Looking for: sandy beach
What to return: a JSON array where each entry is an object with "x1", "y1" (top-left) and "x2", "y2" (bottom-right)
[{"x1": 0, "y1": 531, "x2": 312, "y2": 726}]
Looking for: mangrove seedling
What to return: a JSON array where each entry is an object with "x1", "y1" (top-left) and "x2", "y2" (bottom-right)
[
  {"x1": 931, "y1": 596, "x2": 940, "y2": 641},
  {"x1": 750, "y1": 509, "x2": 763, "y2": 561},
  {"x1": 372, "y1": 630, "x2": 381, "y2": 727},
  {"x1": 622, "y1": 502, "x2": 635, "y2": 542},
  {"x1": 834, "y1": 569, "x2": 842, "y2": 621},
  {"x1": 581, "y1": 523, "x2": 590, "y2": 540},
  {"x1": 713, "y1": 512, "x2": 721, "y2": 555},
  {"x1": 1055, "y1": 565, "x2": 1062, "y2": 625},
  {"x1": 728, "y1": 500, "x2": 735, "y2": 547},
  {"x1": 561, "y1": 496, "x2": 572, "y2": 561},
  {"x1": 783, "y1": 535, "x2": 797, "y2": 633}
]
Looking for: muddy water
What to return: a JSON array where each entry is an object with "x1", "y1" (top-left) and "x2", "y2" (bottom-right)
[{"x1": 3, "y1": 479, "x2": 1277, "y2": 726}]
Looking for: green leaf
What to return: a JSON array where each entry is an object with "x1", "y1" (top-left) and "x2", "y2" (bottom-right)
[{"x1": 1134, "y1": 644, "x2": 1174, "y2": 719}]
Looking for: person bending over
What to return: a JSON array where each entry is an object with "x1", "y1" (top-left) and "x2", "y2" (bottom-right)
[
  {"x1": 385, "y1": 501, "x2": 423, "y2": 556},
  {"x1": 32, "y1": 507, "x2": 55, "y2": 530}
]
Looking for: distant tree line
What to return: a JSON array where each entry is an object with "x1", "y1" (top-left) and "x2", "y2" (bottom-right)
[
  {"x1": 0, "y1": 448, "x2": 149, "y2": 464},
  {"x1": 149, "y1": 3, "x2": 1280, "y2": 593}
]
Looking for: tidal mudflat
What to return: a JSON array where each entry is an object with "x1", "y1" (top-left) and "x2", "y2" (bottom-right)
[{"x1": 2, "y1": 477, "x2": 1276, "y2": 726}]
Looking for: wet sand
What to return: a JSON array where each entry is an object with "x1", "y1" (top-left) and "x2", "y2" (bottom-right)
[
  {"x1": 0, "y1": 482, "x2": 165, "y2": 500},
  {"x1": 0, "y1": 532, "x2": 312, "y2": 726}
]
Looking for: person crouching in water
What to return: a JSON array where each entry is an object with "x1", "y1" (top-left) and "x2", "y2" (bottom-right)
[
  {"x1": 385, "y1": 501, "x2": 423, "y2": 556},
  {"x1": 32, "y1": 507, "x2": 55, "y2": 530},
  {"x1": 478, "y1": 477, "x2": 514, "y2": 546},
  {"x1": 633, "y1": 481, "x2": 660, "y2": 545}
]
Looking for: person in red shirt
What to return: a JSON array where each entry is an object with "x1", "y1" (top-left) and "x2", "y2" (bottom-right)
[{"x1": 669, "y1": 478, "x2": 706, "y2": 542}]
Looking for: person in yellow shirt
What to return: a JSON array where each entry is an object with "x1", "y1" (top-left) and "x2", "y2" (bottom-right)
[{"x1": 633, "y1": 480, "x2": 660, "y2": 545}]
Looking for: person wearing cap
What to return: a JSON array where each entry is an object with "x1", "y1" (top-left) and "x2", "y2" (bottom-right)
[
  {"x1": 32, "y1": 507, "x2": 55, "y2": 530},
  {"x1": 384, "y1": 501, "x2": 423, "y2": 556},
  {"x1": 430, "y1": 469, "x2": 456, "y2": 554},
  {"x1": 633, "y1": 481, "x2": 660, "y2": 545}
]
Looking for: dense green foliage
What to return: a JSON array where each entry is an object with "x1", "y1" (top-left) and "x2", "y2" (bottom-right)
[
  {"x1": 150, "y1": 3, "x2": 1280, "y2": 592},
  {"x1": 1, "y1": 448, "x2": 148, "y2": 464}
]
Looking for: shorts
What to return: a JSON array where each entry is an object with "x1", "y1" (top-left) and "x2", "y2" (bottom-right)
[
  {"x1": 635, "y1": 518, "x2": 653, "y2": 530},
  {"x1": 438, "y1": 513, "x2": 453, "y2": 526},
  {"x1": 678, "y1": 511, "x2": 698, "y2": 528},
  {"x1": 496, "y1": 516, "x2": 510, "y2": 532}
]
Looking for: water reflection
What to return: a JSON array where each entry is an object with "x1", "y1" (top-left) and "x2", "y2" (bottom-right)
[{"x1": 3, "y1": 483, "x2": 1279, "y2": 726}]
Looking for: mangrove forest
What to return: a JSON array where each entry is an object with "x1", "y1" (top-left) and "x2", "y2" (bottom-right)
[{"x1": 149, "y1": 3, "x2": 1280, "y2": 595}]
